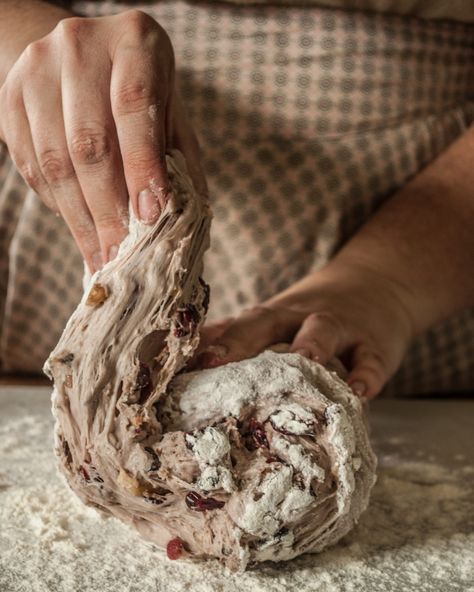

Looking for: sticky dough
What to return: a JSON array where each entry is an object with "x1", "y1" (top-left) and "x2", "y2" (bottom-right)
[{"x1": 45, "y1": 150, "x2": 377, "y2": 571}]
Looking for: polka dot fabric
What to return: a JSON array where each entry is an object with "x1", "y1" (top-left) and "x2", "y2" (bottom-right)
[
  {"x1": 1, "y1": 1, "x2": 473, "y2": 394},
  {"x1": 0, "y1": 149, "x2": 84, "y2": 373}
]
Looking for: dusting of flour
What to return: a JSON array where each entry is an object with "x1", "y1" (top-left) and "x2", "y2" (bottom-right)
[{"x1": 1, "y1": 388, "x2": 474, "y2": 592}]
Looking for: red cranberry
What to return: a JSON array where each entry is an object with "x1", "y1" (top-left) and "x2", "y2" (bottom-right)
[
  {"x1": 249, "y1": 418, "x2": 269, "y2": 449},
  {"x1": 185, "y1": 491, "x2": 225, "y2": 512},
  {"x1": 173, "y1": 304, "x2": 200, "y2": 337},
  {"x1": 166, "y1": 537, "x2": 184, "y2": 560}
]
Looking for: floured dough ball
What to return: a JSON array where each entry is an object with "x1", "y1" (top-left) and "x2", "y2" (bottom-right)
[
  {"x1": 158, "y1": 351, "x2": 377, "y2": 569},
  {"x1": 45, "y1": 150, "x2": 376, "y2": 572}
]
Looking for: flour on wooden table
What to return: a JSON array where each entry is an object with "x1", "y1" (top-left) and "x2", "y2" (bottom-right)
[{"x1": 1, "y1": 389, "x2": 473, "y2": 592}]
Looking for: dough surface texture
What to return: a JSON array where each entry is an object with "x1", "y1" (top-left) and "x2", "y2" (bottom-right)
[{"x1": 45, "y1": 151, "x2": 376, "y2": 571}]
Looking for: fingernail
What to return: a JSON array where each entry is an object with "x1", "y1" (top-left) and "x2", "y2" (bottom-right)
[
  {"x1": 138, "y1": 188, "x2": 160, "y2": 223},
  {"x1": 91, "y1": 251, "x2": 104, "y2": 272},
  {"x1": 350, "y1": 381, "x2": 367, "y2": 398},
  {"x1": 294, "y1": 348, "x2": 310, "y2": 359},
  {"x1": 108, "y1": 244, "x2": 119, "y2": 262}
]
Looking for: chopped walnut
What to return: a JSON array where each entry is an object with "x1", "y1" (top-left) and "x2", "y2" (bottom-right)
[
  {"x1": 117, "y1": 469, "x2": 144, "y2": 496},
  {"x1": 86, "y1": 283, "x2": 109, "y2": 307},
  {"x1": 130, "y1": 415, "x2": 144, "y2": 428}
]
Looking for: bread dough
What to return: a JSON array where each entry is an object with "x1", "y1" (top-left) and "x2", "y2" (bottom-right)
[{"x1": 45, "y1": 151, "x2": 376, "y2": 571}]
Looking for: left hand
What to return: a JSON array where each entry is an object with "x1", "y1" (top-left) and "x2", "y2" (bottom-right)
[{"x1": 193, "y1": 260, "x2": 416, "y2": 400}]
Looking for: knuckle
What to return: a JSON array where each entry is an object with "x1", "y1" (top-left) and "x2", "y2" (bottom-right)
[
  {"x1": 113, "y1": 79, "x2": 154, "y2": 116},
  {"x1": 16, "y1": 160, "x2": 43, "y2": 190},
  {"x1": 92, "y1": 210, "x2": 123, "y2": 229},
  {"x1": 72, "y1": 217, "x2": 96, "y2": 243},
  {"x1": 307, "y1": 311, "x2": 342, "y2": 333},
  {"x1": 23, "y1": 39, "x2": 51, "y2": 65},
  {"x1": 120, "y1": 9, "x2": 172, "y2": 56},
  {"x1": 54, "y1": 18, "x2": 92, "y2": 57},
  {"x1": 122, "y1": 9, "x2": 155, "y2": 35},
  {"x1": 307, "y1": 311, "x2": 330, "y2": 324},
  {"x1": 118, "y1": 10, "x2": 170, "y2": 53},
  {"x1": 69, "y1": 127, "x2": 111, "y2": 165},
  {"x1": 306, "y1": 312, "x2": 321, "y2": 324},
  {"x1": 55, "y1": 17, "x2": 88, "y2": 40},
  {"x1": 38, "y1": 149, "x2": 74, "y2": 184},
  {"x1": 125, "y1": 150, "x2": 161, "y2": 175},
  {"x1": 358, "y1": 347, "x2": 386, "y2": 367}
]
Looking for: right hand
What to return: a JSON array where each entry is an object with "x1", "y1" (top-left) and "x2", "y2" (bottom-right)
[{"x1": 0, "y1": 10, "x2": 206, "y2": 272}]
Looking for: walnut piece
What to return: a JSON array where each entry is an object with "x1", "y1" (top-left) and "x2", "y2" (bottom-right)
[
  {"x1": 86, "y1": 283, "x2": 109, "y2": 307},
  {"x1": 117, "y1": 469, "x2": 144, "y2": 496}
]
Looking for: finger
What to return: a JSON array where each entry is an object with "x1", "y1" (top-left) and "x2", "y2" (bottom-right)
[
  {"x1": 23, "y1": 56, "x2": 102, "y2": 272},
  {"x1": 347, "y1": 345, "x2": 389, "y2": 400},
  {"x1": 61, "y1": 45, "x2": 129, "y2": 263},
  {"x1": 290, "y1": 312, "x2": 343, "y2": 365},
  {"x1": 197, "y1": 306, "x2": 302, "y2": 369},
  {"x1": 198, "y1": 317, "x2": 235, "y2": 353},
  {"x1": 110, "y1": 13, "x2": 174, "y2": 224},
  {"x1": 0, "y1": 87, "x2": 56, "y2": 211},
  {"x1": 169, "y1": 92, "x2": 208, "y2": 199},
  {"x1": 187, "y1": 317, "x2": 235, "y2": 370}
]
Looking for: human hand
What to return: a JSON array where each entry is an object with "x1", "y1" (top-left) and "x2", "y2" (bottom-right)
[
  {"x1": 0, "y1": 10, "x2": 206, "y2": 272},
  {"x1": 195, "y1": 260, "x2": 416, "y2": 399}
]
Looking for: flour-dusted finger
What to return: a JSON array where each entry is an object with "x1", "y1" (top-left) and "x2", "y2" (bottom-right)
[
  {"x1": 0, "y1": 85, "x2": 56, "y2": 210},
  {"x1": 60, "y1": 19, "x2": 129, "y2": 263},
  {"x1": 110, "y1": 10, "x2": 174, "y2": 224},
  {"x1": 22, "y1": 39, "x2": 102, "y2": 271}
]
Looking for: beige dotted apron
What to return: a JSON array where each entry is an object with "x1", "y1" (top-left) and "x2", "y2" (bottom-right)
[{"x1": 1, "y1": 0, "x2": 473, "y2": 394}]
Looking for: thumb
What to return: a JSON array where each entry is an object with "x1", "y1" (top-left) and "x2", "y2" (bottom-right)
[{"x1": 347, "y1": 345, "x2": 389, "y2": 400}]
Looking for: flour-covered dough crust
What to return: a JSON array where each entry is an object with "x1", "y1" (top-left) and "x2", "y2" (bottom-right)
[{"x1": 45, "y1": 150, "x2": 376, "y2": 571}]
